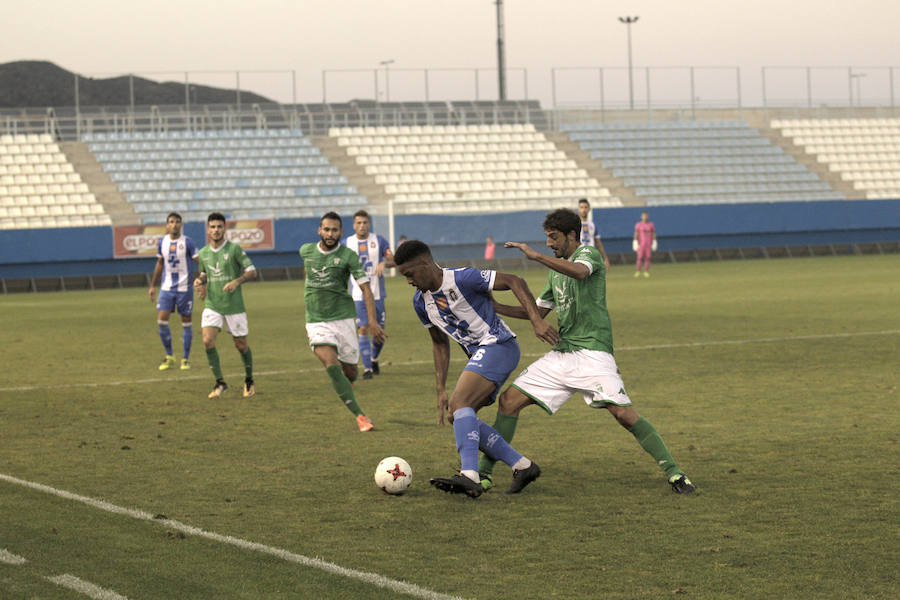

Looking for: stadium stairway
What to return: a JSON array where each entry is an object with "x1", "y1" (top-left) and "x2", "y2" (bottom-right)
[
  {"x1": 311, "y1": 135, "x2": 389, "y2": 209},
  {"x1": 542, "y1": 131, "x2": 642, "y2": 206},
  {"x1": 60, "y1": 141, "x2": 138, "y2": 224},
  {"x1": 747, "y1": 116, "x2": 865, "y2": 200}
]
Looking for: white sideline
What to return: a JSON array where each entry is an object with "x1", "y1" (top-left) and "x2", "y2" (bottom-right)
[
  {"x1": 0, "y1": 473, "x2": 469, "y2": 600},
  {"x1": 0, "y1": 329, "x2": 897, "y2": 394},
  {"x1": 0, "y1": 549, "x2": 27, "y2": 564},
  {"x1": 46, "y1": 574, "x2": 129, "y2": 600}
]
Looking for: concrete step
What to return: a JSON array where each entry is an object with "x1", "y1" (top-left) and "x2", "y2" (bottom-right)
[
  {"x1": 311, "y1": 135, "x2": 390, "y2": 208},
  {"x1": 60, "y1": 141, "x2": 140, "y2": 224},
  {"x1": 544, "y1": 131, "x2": 643, "y2": 206}
]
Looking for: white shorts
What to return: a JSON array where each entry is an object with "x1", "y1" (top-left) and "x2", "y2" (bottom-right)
[
  {"x1": 201, "y1": 309, "x2": 249, "y2": 337},
  {"x1": 510, "y1": 349, "x2": 632, "y2": 415},
  {"x1": 306, "y1": 318, "x2": 359, "y2": 364}
]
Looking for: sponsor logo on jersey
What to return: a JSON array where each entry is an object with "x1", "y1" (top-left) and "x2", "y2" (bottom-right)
[{"x1": 435, "y1": 296, "x2": 449, "y2": 310}]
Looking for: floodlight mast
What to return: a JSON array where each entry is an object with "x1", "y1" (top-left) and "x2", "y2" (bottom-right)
[
  {"x1": 618, "y1": 16, "x2": 639, "y2": 109},
  {"x1": 496, "y1": 0, "x2": 507, "y2": 101}
]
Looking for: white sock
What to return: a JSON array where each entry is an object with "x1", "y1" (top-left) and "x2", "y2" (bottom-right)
[
  {"x1": 460, "y1": 469, "x2": 480, "y2": 482},
  {"x1": 512, "y1": 457, "x2": 532, "y2": 471}
]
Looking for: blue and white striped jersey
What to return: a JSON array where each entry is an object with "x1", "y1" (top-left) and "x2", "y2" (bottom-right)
[
  {"x1": 346, "y1": 233, "x2": 390, "y2": 301},
  {"x1": 412, "y1": 268, "x2": 516, "y2": 356},
  {"x1": 157, "y1": 234, "x2": 198, "y2": 292}
]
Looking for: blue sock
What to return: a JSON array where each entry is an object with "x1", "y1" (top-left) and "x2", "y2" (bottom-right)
[
  {"x1": 182, "y1": 323, "x2": 193, "y2": 359},
  {"x1": 359, "y1": 334, "x2": 372, "y2": 370},
  {"x1": 478, "y1": 420, "x2": 523, "y2": 467},
  {"x1": 158, "y1": 321, "x2": 173, "y2": 355},
  {"x1": 372, "y1": 341, "x2": 384, "y2": 361},
  {"x1": 452, "y1": 407, "x2": 480, "y2": 473}
]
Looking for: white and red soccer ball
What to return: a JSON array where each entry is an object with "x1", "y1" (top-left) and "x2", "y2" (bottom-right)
[{"x1": 374, "y1": 457, "x2": 412, "y2": 495}]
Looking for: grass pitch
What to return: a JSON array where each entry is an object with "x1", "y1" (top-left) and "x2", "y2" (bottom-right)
[{"x1": 1, "y1": 255, "x2": 898, "y2": 599}]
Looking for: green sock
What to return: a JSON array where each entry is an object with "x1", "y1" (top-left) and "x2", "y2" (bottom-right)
[
  {"x1": 240, "y1": 347, "x2": 253, "y2": 380},
  {"x1": 478, "y1": 412, "x2": 519, "y2": 476},
  {"x1": 205, "y1": 347, "x2": 223, "y2": 380},
  {"x1": 629, "y1": 417, "x2": 681, "y2": 478},
  {"x1": 326, "y1": 364, "x2": 364, "y2": 416}
]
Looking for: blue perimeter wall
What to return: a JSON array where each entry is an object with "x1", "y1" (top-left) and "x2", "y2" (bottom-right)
[{"x1": 1, "y1": 200, "x2": 898, "y2": 279}]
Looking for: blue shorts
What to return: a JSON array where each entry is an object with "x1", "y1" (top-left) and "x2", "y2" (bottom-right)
[
  {"x1": 354, "y1": 299, "x2": 386, "y2": 329},
  {"x1": 462, "y1": 338, "x2": 521, "y2": 405},
  {"x1": 157, "y1": 289, "x2": 194, "y2": 316}
]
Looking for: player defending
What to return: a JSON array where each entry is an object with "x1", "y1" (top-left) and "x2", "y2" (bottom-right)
[
  {"x1": 633, "y1": 211, "x2": 657, "y2": 277},
  {"x1": 394, "y1": 240, "x2": 560, "y2": 497},
  {"x1": 577, "y1": 198, "x2": 611, "y2": 271},
  {"x1": 194, "y1": 212, "x2": 257, "y2": 399},
  {"x1": 301, "y1": 212, "x2": 384, "y2": 432},
  {"x1": 345, "y1": 210, "x2": 394, "y2": 380},
  {"x1": 479, "y1": 208, "x2": 695, "y2": 494},
  {"x1": 148, "y1": 212, "x2": 199, "y2": 370}
]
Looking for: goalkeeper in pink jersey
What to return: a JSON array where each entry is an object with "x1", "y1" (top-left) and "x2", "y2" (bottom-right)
[{"x1": 633, "y1": 211, "x2": 657, "y2": 278}]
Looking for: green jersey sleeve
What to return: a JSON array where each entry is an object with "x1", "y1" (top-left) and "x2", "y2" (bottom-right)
[{"x1": 571, "y1": 245, "x2": 604, "y2": 276}]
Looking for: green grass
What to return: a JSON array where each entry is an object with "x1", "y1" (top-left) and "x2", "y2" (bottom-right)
[{"x1": 1, "y1": 255, "x2": 898, "y2": 599}]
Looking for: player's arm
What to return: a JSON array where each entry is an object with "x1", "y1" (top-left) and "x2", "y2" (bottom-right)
[
  {"x1": 428, "y1": 325, "x2": 451, "y2": 425},
  {"x1": 193, "y1": 259, "x2": 208, "y2": 300},
  {"x1": 374, "y1": 245, "x2": 395, "y2": 276},
  {"x1": 224, "y1": 265, "x2": 257, "y2": 293},
  {"x1": 148, "y1": 257, "x2": 164, "y2": 302},
  {"x1": 504, "y1": 241, "x2": 591, "y2": 280},
  {"x1": 492, "y1": 272, "x2": 559, "y2": 346},
  {"x1": 359, "y1": 281, "x2": 386, "y2": 345},
  {"x1": 595, "y1": 238, "x2": 611, "y2": 270},
  {"x1": 651, "y1": 226, "x2": 658, "y2": 251}
]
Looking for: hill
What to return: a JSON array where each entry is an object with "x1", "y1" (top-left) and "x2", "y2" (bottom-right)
[{"x1": 0, "y1": 60, "x2": 273, "y2": 108}]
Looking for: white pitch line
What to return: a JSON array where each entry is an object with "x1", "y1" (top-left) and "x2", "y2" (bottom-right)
[
  {"x1": 46, "y1": 574, "x2": 129, "y2": 600},
  {"x1": 2, "y1": 329, "x2": 897, "y2": 394},
  {"x1": 0, "y1": 548, "x2": 27, "y2": 564},
  {"x1": 1, "y1": 473, "x2": 469, "y2": 600}
]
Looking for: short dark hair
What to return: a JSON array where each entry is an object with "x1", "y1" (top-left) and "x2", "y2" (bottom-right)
[
  {"x1": 320, "y1": 211, "x2": 342, "y2": 226},
  {"x1": 578, "y1": 198, "x2": 589, "y2": 206},
  {"x1": 543, "y1": 208, "x2": 581, "y2": 237},
  {"x1": 393, "y1": 239, "x2": 431, "y2": 265},
  {"x1": 207, "y1": 212, "x2": 226, "y2": 224},
  {"x1": 167, "y1": 212, "x2": 183, "y2": 222},
  {"x1": 353, "y1": 209, "x2": 370, "y2": 220}
]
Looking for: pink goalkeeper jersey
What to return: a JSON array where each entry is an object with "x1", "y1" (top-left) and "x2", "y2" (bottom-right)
[{"x1": 635, "y1": 221, "x2": 655, "y2": 248}]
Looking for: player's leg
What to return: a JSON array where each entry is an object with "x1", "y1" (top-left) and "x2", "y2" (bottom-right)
[
  {"x1": 308, "y1": 319, "x2": 372, "y2": 431},
  {"x1": 201, "y1": 309, "x2": 227, "y2": 397},
  {"x1": 225, "y1": 313, "x2": 253, "y2": 397},
  {"x1": 370, "y1": 299, "x2": 386, "y2": 374},
  {"x1": 156, "y1": 290, "x2": 176, "y2": 369},
  {"x1": 354, "y1": 301, "x2": 373, "y2": 378},
  {"x1": 477, "y1": 385, "x2": 535, "y2": 484},
  {"x1": 176, "y1": 291, "x2": 194, "y2": 369}
]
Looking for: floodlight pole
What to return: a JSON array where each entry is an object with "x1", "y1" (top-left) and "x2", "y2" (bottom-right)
[
  {"x1": 379, "y1": 59, "x2": 395, "y2": 102},
  {"x1": 618, "y1": 16, "x2": 639, "y2": 110},
  {"x1": 496, "y1": 0, "x2": 507, "y2": 100}
]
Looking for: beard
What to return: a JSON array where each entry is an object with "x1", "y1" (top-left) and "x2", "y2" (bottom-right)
[{"x1": 320, "y1": 235, "x2": 339, "y2": 249}]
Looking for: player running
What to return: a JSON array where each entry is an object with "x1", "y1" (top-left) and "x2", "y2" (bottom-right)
[
  {"x1": 478, "y1": 208, "x2": 695, "y2": 494},
  {"x1": 148, "y1": 212, "x2": 198, "y2": 371},
  {"x1": 194, "y1": 212, "x2": 258, "y2": 399},
  {"x1": 393, "y1": 240, "x2": 559, "y2": 497},
  {"x1": 345, "y1": 210, "x2": 394, "y2": 379}
]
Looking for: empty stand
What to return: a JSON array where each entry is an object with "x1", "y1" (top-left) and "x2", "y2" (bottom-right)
[
  {"x1": 771, "y1": 118, "x2": 900, "y2": 200},
  {"x1": 330, "y1": 124, "x2": 621, "y2": 213},
  {"x1": 0, "y1": 133, "x2": 111, "y2": 229},
  {"x1": 562, "y1": 120, "x2": 845, "y2": 206},
  {"x1": 85, "y1": 129, "x2": 368, "y2": 223}
]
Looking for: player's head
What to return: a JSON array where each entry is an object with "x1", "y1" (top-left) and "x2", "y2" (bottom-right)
[
  {"x1": 543, "y1": 208, "x2": 581, "y2": 259},
  {"x1": 206, "y1": 212, "x2": 226, "y2": 244},
  {"x1": 577, "y1": 198, "x2": 590, "y2": 219},
  {"x1": 318, "y1": 211, "x2": 343, "y2": 250},
  {"x1": 394, "y1": 240, "x2": 439, "y2": 292},
  {"x1": 166, "y1": 212, "x2": 183, "y2": 236},
  {"x1": 353, "y1": 209, "x2": 371, "y2": 238},
  {"x1": 641, "y1": 211, "x2": 649, "y2": 222}
]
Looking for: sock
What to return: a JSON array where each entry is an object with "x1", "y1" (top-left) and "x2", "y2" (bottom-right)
[
  {"x1": 359, "y1": 335, "x2": 372, "y2": 370},
  {"x1": 205, "y1": 347, "x2": 223, "y2": 381},
  {"x1": 181, "y1": 324, "x2": 192, "y2": 359},
  {"x1": 240, "y1": 347, "x2": 253, "y2": 380},
  {"x1": 477, "y1": 419, "x2": 523, "y2": 467},
  {"x1": 452, "y1": 407, "x2": 480, "y2": 474},
  {"x1": 478, "y1": 412, "x2": 519, "y2": 475},
  {"x1": 629, "y1": 417, "x2": 681, "y2": 478},
  {"x1": 372, "y1": 341, "x2": 384, "y2": 362},
  {"x1": 158, "y1": 321, "x2": 173, "y2": 356},
  {"x1": 326, "y1": 364, "x2": 364, "y2": 416}
]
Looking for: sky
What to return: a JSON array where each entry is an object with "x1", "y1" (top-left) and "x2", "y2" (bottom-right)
[{"x1": 5, "y1": 0, "x2": 900, "y2": 108}]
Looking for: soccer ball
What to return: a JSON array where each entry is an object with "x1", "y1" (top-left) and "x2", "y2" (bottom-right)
[{"x1": 374, "y1": 456, "x2": 412, "y2": 495}]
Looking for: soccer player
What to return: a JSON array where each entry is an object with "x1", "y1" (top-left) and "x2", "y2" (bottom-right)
[
  {"x1": 393, "y1": 240, "x2": 560, "y2": 497},
  {"x1": 193, "y1": 212, "x2": 257, "y2": 399},
  {"x1": 577, "y1": 198, "x2": 611, "y2": 271},
  {"x1": 148, "y1": 212, "x2": 198, "y2": 371},
  {"x1": 301, "y1": 212, "x2": 384, "y2": 432},
  {"x1": 633, "y1": 211, "x2": 658, "y2": 277},
  {"x1": 478, "y1": 208, "x2": 695, "y2": 494},
  {"x1": 344, "y1": 210, "x2": 394, "y2": 380}
]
